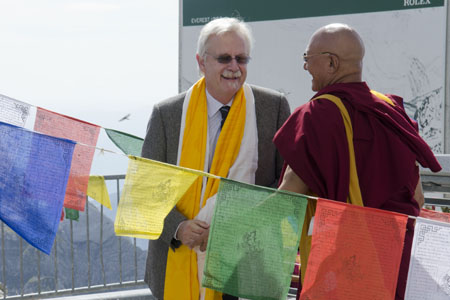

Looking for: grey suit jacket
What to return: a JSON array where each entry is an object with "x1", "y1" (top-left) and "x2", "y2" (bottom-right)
[{"x1": 142, "y1": 84, "x2": 290, "y2": 299}]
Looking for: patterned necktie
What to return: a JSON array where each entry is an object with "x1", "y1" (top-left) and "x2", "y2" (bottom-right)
[{"x1": 220, "y1": 106, "x2": 230, "y2": 129}]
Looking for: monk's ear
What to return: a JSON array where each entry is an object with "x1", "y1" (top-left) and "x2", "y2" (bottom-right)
[{"x1": 328, "y1": 54, "x2": 339, "y2": 73}]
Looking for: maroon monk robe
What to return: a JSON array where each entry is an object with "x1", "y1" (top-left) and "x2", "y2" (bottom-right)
[{"x1": 273, "y1": 82, "x2": 441, "y2": 300}]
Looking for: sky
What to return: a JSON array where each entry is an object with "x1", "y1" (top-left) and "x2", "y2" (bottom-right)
[{"x1": 0, "y1": 0, "x2": 180, "y2": 175}]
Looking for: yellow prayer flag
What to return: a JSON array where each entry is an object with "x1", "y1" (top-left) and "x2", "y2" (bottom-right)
[
  {"x1": 114, "y1": 156, "x2": 211, "y2": 239},
  {"x1": 87, "y1": 176, "x2": 112, "y2": 210}
]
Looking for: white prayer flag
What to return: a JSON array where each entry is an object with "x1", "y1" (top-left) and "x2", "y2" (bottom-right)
[
  {"x1": 0, "y1": 94, "x2": 31, "y2": 127},
  {"x1": 405, "y1": 217, "x2": 450, "y2": 300}
]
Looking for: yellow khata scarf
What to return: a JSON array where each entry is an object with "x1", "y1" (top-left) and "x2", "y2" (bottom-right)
[
  {"x1": 299, "y1": 90, "x2": 394, "y2": 283},
  {"x1": 164, "y1": 77, "x2": 246, "y2": 300}
]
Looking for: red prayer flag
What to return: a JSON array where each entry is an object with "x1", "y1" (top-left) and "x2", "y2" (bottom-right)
[
  {"x1": 34, "y1": 107, "x2": 100, "y2": 211},
  {"x1": 301, "y1": 198, "x2": 408, "y2": 300},
  {"x1": 419, "y1": 208, "x2": 450, "y2": 223}
]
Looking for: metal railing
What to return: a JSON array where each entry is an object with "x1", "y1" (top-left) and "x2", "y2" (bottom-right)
[
  {"x1": 421, "y1": 170, "x2": 450, "y2": 206},
  {"x1": 0, "y1": 175, "x2": 151, "y2": 299}
]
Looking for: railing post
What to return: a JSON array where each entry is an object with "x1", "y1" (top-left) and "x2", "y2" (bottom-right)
[
  {"x1": 100, "y1": 205, "x2": 106, "y2": 286},
  {"x1": 70, "y1": 219, "x2": 75, "y2": 291},
  {"x1": 20, "y1": 238, "x2": 23, "y2": 297},
  {"x1": 54, "y1": 238, "x2": 58, "y2": 292},
  {"x1": 1, "y1": 222, "x2": 6, "y2": 299},
  {"x1": 37, "y1": 250, "x2": 41, "y2": 295},
  {"x1": 86, "y1": 196, "x2": 91, "y2": 288},
  {"x1": 117, "y1": 178, "x2": 122, "y2": 284},
  {"x1": 134, "y1": 238, "x2": 138, "y2": 282}
]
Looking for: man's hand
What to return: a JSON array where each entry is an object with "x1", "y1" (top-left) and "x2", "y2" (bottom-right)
[
  {"x1": 177, "y1": 220, "x2": 209, "y2": 249},
  {"x1": 414, "y1": 178, "x2": 425, "y2": 208},
  {"x1": 279, "y1": 165, "x2": 310, "y2": 195}
]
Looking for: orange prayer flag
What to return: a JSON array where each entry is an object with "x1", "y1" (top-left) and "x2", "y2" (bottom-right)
[
  {"x1": 419, "y1": 208, "x2": 450, "y2": 223},
  {"x1": 34, "y1": 107, "x2": 100, "y2": 211},
  {"x1": 301, "y1": 198, "x2": 408, "y2": 300}
]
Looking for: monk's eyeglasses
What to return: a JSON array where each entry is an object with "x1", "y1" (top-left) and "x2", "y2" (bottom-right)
[
  {"x1": 206, "y1": 53, "x2": 251, "y2": 65},
  {"x1": 303, "y1": 52, "x2": 335, "y2": 62}
]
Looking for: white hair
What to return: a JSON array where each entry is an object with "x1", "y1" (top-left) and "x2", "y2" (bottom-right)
[{"x1": 196, "y1": 17, "x2": 253, "y2": 58}]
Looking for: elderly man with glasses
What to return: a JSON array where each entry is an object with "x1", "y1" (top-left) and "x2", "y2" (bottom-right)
[
  {"x1": 142, "y1": 17, "x2": 290, "y2": 300},
  {"x1": 274, "y1": 23, "x2": 441, "y2": 300}
]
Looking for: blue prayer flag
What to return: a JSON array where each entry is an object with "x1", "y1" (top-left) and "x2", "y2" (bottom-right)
[{"x1": 0, "y1": 122, "x2": 75, "y2": 254}]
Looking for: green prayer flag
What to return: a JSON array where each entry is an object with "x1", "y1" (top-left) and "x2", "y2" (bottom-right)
[
  {"x1": 65, "y1": 207, "x2": 79, "y2": 221},
  {"x1": 202, "y1": 179, "x2": 308, "y2": 300},
  {"x1": 104, "y1": 128, "x2": 144, "y2": 156}
]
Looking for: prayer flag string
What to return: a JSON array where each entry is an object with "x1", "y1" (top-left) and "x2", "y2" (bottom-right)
[
  {"x1": 0, "y1": 92, "x2": 426, "y2": 220},
  {"x1": 0, "y1": 92, "x2": 443, "y2": 262}
]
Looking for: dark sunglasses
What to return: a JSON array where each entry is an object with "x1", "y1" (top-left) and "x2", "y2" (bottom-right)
[{"x1": 206, "y1": 53, "x2": 251, "y2": 65}]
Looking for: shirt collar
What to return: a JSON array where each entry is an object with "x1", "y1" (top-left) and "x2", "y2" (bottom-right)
[{"x1": 206, "y1": 88, "x2": 233, "y2": 118}]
